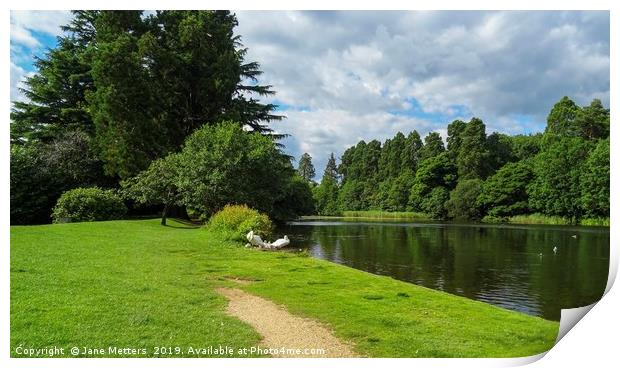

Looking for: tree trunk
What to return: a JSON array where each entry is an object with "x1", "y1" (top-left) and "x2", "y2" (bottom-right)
[{"x1": 161, "y1": 203, "x2": 169, "y2": 226}]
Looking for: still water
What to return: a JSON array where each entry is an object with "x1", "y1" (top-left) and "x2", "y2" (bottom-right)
[{"x1": 277, "y1": 220, "x2": 610, "y2": 320}]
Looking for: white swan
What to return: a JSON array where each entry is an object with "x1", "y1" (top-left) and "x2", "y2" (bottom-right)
[
  {"x1": 245, "y1": 231, "x2": 290, "y2": 249},
  {"x1": 270, "y1": 235, "x2": 290, "y2": 249}
]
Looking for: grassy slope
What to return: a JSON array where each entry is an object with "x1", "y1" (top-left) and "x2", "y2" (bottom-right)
[{"x1": 11, "y1": 219, "x2": 558, "y2": 358}]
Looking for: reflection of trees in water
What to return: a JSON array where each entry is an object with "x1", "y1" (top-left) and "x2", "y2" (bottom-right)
[{"x1": 284, "y1": 223, "x2": 609, "y2": 320}]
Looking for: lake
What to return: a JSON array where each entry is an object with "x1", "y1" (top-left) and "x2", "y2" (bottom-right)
[{"x1": 276, "y1": 220, "x2": 610, "y2": 321}]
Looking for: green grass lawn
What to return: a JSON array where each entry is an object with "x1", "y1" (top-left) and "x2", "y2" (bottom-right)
[{"x1": 11, "y1": 219, "x2": 558, "y2": 358}]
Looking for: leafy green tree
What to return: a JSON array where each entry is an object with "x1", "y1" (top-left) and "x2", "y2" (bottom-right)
[
  {"x1": 173, "y1": 122, "x2": 294, "y2": 221},
  {"x1": 478, "y1": 161, "x2": 533, "y2": 218},
  {"x1": 575, "y1": 99, "x2": 610, "y2": 140},
  {"x1": 486, "y1": 132, "x2": 514, "y2": 173},
  {"x1": 446, "y1": 119, "x2": 467, "y2": 159},
  {"x1": 544, "y1": 96, "x2": 580, "y2": 141},
  {"x1": 272, "y1": 175, "x2": 316, "y2": 220},
  {"x1": 385, "y1": 170, "x2": 416, "y2": 212},
  {"x1": 297, "y1": 153, "x2": 316, "y2": 182},
  {"x1": 400, "y1": 130, "x2": 423, "y2": 172},
  {"x1": 456, "y1": 118, "x2": 489, "y2": 180},
  {"x1": 409, "y1": 152, "x2": 456, "y2": 211},
  {"x1": 338, "y1": 179, "x2": 366, "y2": 211},
  {"x1": 314, "y1": 176, "x2": 340, "y2": 216},
  {"x1": 421, "y1": 187, "x2": 450, "y2": 220},
  {"x1": 446, "y1": 179, "x2": 484, "y2": 220},
  {"x1": 121, "y1": 154, "x2": 183, "y2": 225},
  {"x1": 580, "y1": 138, "x2": 609, "y2": 218},
  {"x1": 10, "y1": 145, "x2": 60, "y2": 225},
  {"x1": 419, "y1": 132, "x2": 445, "y2": 162},
  {"x1": 528, "y1": 137, "x2": 592, "y2": 222},
  {"x1": 510, "y1": 134, "x2": 541, "y2": 161}
]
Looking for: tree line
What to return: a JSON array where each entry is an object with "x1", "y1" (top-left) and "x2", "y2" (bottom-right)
[
  {"x1": 306, "y1": 97, "x2": 609, "y2": 224},
  {"x1": 10, "y1": 10, "x2": 313, "y2": 225}
]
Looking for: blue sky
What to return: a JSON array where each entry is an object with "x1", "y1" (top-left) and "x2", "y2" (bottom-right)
[{"x1": 11, "y1": 11, "x2": 610, "y2": 179}]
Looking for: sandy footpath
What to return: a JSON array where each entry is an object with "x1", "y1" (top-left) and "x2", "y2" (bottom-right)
[{"x1": 216, "y1": 288, "x2": 358, "y2": 358}]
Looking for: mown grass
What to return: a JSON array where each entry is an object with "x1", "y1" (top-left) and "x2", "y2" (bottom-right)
[{"x1": 11, "y1": 219, "x2": 558, "y2": 358}]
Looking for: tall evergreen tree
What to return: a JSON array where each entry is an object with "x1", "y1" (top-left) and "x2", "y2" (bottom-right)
[
  {"x1": 456, "y1": 118, "x2": 489, "y2": 180},
  {"x1": 446, "y1": 119, "x2": 467, "y2": 159},
  {"x1": 323, "y1": 153, "x2": 340, "y2": 182},
  {"x1": 419, "y1": 132, "x2": 445, "y2": 162},
  {"x1": 400, "y1": 130, "x2": 423, "y2": 172},
  {"x1": 297, "y1": 153, "x2": 316, "y2": 182}
]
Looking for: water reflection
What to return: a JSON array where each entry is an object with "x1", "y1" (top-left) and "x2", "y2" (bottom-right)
[{"x1": 277, "y1": 221, "x2": 610, "y2": 321}]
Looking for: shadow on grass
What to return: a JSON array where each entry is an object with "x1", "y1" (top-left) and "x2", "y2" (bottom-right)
[{"x1": 164, "y1": 218, "x2": 203, "y2": 229}]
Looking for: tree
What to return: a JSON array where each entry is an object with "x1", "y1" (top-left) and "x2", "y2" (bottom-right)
[
  {"x1": 121, "y1": 154, "x2": 183, "y2": 225},
  {"x1": 486, "y1": 132, "x2": 514, "y2": 173},
  {"x1": 323, "y1": 153, "x2": 340, "y2": 182},
  {"x1": 478, "y1": 161, "x2": 533, "y2": 218},
  {"x1": 11, "y1": 33, "x2": 94, "y2": 144},
  {"x1": 297, "y1": 153, "x2": 316, "y2": 182},
  {"x1": 580, "y1": 138, "x2": 609, "y2": 218},
  {"x1": 175, "y1": 122, "x2": 294, "y2": 220},
  {"x1": 446, "y1": 179, "x2": 484, "y2": 220},
  {"x1": 408, "y1": 152, "x2": 456, "y2": 211},
  {"x1": 313, "y1": 176, "x2": 340, "y2": 216},
  {"x1": 544, "y1": 96, "x2": 580, "y2": 141},
  {"x1": 419, "y1": 132, "x2": 445, "y2": 162},
  {"x1": 456, "y1": 118, "x2": 489, "y2": 180},
  {"x1": 575, "y1": 99, "x2": 610, "y2": 140},
  {"x1": 124, "y1": 122, "x2": 303, "y2": 223},
  {"x1": 421, "y1": 187, "x2": 450, "y2": 220},
  {"x1": 446, "y1": 119, "x2": 467, "y2": 159},
  {"x1": 528, "y1": 137, "x2": 592, "y2": 222},
  {"x1": 88, "y1": 11, "x2": 164, "y2": 178},
  {"x1": 401, "y1": 130, "x2": 423, "y2": 172}
]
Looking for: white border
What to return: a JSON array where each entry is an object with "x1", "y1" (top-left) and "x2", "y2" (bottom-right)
[{"x1": 2, "y1": 1, "x2": 617, "y2": 368}]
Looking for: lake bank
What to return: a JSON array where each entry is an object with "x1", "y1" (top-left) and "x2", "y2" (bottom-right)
[
  {"x1": 303, "y1": 211, "x2": 610, "y2": 227},
  {"x1": 11, "y1": 219, "x2": 558, "y2": 357}
]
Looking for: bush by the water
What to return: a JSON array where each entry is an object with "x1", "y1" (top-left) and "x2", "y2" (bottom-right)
[
  {"x1": 207, "y1": 204, "x2": 273, "y2": 240},
  {"x1": 52, "y1": 187, "x2": 127, "y2": 223}
]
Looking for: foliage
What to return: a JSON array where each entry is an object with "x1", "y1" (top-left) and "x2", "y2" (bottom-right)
[
  {"x1": 420, "y1": 187, "x2": 450, "y2": 220},
  {"x1": 528, "y1": 137, "x2": 592, "y2": 222},
  {"x1": 10, "y1": 132, "x2": 110, "y2": 225},
  {"x1": 478, "y1": 161, "x2": 533, "y2": 217},
  {"x1": 297, "y1": 153, "x2": 316, "y2": 182},
  {"x1": 11, "y1": 10, "x2": 282, "y2": 224},
  {"x1": 51, "y1": 187, "x2": 127, "y2": 223},
  {"x1": 271, "y1": 175, "x2": 316, "y2": 220},
  {"x1": 580, "y1": 138, "x2": 609, "y2": 217},
  {"x1": 446, "y1": 179, "x2": 484, "y2": 220},
  {"x1": 313, "y1": 175, "x2": 340, "y2": 216},
  {"x1": 206, "y1": 204, "x2": 273, "y2": 240},
  {"x1": 10, "y1": 145, "x2": 60, "y2": 225},
  {"x1": 456, "y1": 118, "x2": 489, "y2": 180}
]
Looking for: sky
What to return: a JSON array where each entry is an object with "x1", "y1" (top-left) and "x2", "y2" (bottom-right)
[{"x1": 10, "y1": 10, "x2": 610, "y2": 178}]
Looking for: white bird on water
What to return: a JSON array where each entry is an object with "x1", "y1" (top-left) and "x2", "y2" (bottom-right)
[{"x1": 553, "y1": 246, "x2": 558, "y2": 254}]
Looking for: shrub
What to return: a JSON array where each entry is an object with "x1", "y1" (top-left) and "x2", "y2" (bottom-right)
[
  {"x1": 207, "y1": 204, "x2": 274, "y2": 241},
  {"x1": 52, "y1": 187, "x2": 127, "y2": 223}
]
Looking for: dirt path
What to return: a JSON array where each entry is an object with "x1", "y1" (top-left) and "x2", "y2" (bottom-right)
[{"x1": 216, "y1": 288, "x2": 358, "y2": 358}]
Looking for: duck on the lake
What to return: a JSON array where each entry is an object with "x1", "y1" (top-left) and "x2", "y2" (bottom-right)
[
  {"x1": 571, "y1": 234, "x2": 577, "y2": 239},
  {"x1": 553, "y1": 246, "x2": 558, "y2": 254}
]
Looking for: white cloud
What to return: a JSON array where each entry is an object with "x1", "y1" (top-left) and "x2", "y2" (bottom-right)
[
  {"x1": 10, "y1": 10, "x2": 71, "y2": 45},
  {"x1": 235, "y1": 10, "x2": 608, "y2": 174}
]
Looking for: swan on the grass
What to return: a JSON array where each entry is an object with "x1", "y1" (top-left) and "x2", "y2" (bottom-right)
[{"x1": 245, "y1": 231, "x2": 290, "y2": 249}]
